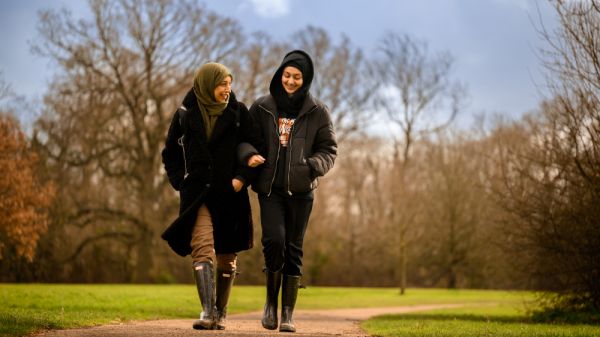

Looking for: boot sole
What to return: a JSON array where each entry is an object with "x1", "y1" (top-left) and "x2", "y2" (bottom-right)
[
  {"x1": 192, "y1": 321, "x2": 215, "y2": 330},
  {"x1": 279, "y1": 323, "x2": 296, "y2": 332}
]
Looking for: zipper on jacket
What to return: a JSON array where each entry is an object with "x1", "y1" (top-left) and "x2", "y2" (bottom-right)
[
  {"x1": 260, "y1": 104, "x2": 281, "y2": 197},
  {"x1": 286, "y1": 106, "x2": 317, "y2": 195},
  {"x1": 286, "y1": 123, "x2": 294, "y2": 195},
  {"x1": 261, "y1": 103, "x2": 318, "y2": 196},
  {"x1": 177, "y1": 135, "x2": 189, "y2": 179}
]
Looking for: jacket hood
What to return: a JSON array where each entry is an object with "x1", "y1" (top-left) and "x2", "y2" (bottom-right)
[{"x1": 269, "y1": 50, "x2": 314, "y2": 113}]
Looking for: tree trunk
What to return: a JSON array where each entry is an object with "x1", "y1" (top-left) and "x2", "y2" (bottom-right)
[{"x1": 399, "y1": 234, "x2": 407, "y2": 294}]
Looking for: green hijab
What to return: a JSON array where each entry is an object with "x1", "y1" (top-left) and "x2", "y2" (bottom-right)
[{"x1": 192, "y1": 62, "x2": 233, "y2": 139}]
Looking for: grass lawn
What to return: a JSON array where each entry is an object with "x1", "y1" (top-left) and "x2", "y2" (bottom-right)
[
  {"x1": 362, "y1": 305, "x2": 600, "y2": 337},
  {"x1": 1, "y1": 284, "x2": 597, "y2": 336}
]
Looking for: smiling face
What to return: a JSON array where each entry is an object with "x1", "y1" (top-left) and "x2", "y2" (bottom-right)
[
  {"x1": 281, "y1": 66, "x2": 303, "y2": 95},
  {"x1": 213, "y1": 75, "x2": 232, "y2": 103}
]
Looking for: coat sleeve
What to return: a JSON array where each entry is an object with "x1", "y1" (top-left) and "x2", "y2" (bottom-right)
[
  {"x1": 234, "y1": 102, "x2": 265, "y2": 184},
  {"x1": 162, "y1": 110, "x2": 186, "y2": 191},
  {"x1": 307, "y1": 105, "x2": 337, "y2": 177}
]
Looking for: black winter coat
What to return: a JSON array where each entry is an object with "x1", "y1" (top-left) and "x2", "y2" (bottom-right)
[
  {"x1": 161, "y1": 89, "x2": 259, "y2": 256},
  {"x1": 242, "y1": 93, "x2": 337, "y2": 195}
]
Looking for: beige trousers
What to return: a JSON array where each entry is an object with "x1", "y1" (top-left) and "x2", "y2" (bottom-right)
[{"x1": 191, "y1": 204, "x2": 236, "y2": 270}]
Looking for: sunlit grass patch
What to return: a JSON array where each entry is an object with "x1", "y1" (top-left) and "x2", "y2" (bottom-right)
[{"x1": 362, "y1": 304, "x2": 600, "y2": 337}]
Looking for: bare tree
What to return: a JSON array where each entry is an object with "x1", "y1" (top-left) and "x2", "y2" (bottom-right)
[
  {"x1": 512, "y1": 0, "x2": 600, "y2": 310},
  {"x1": 301, "y1": 136, "x2": 398, "y2": 286},
  {"x1": 0, "y1": 73, "x2": 11, "y2": 100},
  {"x1": 229, "y1": 32, "x2": 286, "y2": 103},
  {"x1": 32, "y1": 0, "x2": 244, "y2": 282},
  {"x1": 371, "y1": 32, "x2": 467, "y2": 294},
  {"x1": 485, "y1": 0, "x2": 600, "y2": 309},
  {"x1": 414, "y1": 131, "x2": 497, "y2": 289},
  {"x1": 292, "y1": 26, "x2": 374, "y2": 143}
]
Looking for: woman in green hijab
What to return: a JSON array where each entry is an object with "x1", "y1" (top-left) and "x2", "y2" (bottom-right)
[{"x1": 161, "y1": 62, "x2": 265, "y2": 330}]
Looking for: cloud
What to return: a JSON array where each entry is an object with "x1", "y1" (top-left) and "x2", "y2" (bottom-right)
[{"x1": 245, "y1": 0, "x2": 291, "y2": 18}]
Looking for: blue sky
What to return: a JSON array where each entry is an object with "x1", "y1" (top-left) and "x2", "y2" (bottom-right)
[{"x1": 0, "y1": 0, "x2": 558, "y2": 126}]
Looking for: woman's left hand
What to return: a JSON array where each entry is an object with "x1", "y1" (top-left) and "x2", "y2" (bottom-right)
[
  {"x1": 232, "y1": 178, "x2": 244, "y2": 192},
  {"x1": 247, "y1": 154, "x2": 265, "y2": 167}
]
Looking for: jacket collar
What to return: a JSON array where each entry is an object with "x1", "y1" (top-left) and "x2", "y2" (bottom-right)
[{"x1": 261, "y1": 93, "x2": 317, "y2": 118}]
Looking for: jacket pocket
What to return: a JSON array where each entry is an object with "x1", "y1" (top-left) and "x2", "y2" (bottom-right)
[
  {"x1": 290, "y1": 137, "x2": 307, "y2": 165},
  {"x1": 255, "y1": 167, "x2": 275, "y2": 194},
  {"x1": 290, "y1": 163, "x2": 315, "y2": 193}
]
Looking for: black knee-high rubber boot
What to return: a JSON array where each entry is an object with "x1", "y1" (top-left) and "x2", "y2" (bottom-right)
[
  {"x1": 192, "y1": 262, "x2": 216, "y2": 330},
  {"x1": 261, "y1": 269, "x2": 282, "y2": 330},
  {"x1": 279, "y1": 274, "x2": 300, "y2": 332},
  {"x1": 215, "y1": 267, "x2": 236, "y2": 330}
]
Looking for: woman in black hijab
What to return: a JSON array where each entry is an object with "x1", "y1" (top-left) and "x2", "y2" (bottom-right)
[{"x1": 243, "y1": 50, "x2": 337, "y2": 332}]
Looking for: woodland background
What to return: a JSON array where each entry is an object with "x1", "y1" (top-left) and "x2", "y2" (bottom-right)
[{"x1": 0, "y1": 0, "x2": 598, "y2": 312}]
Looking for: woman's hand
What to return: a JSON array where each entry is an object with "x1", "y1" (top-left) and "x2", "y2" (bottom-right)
[
  {"x1": 232, "y1": 178, "x2": 244, "y2": 192},
  {"x1": 247, "y1": 154, "x2": 266, "y2": 167}
]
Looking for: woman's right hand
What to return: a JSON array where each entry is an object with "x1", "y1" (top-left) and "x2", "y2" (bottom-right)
[{"x1": 247, "y1": 154, "x2": 265, "y2": 167}]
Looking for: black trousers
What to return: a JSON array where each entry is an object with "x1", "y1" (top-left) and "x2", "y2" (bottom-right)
[{"x1": 259, "y1": 188, "x2": 314, "y2": 276}]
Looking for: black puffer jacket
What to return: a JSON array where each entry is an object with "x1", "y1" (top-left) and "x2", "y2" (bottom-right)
[
  {"x1": 161, "y1": 89, "x2": 260, "y2": 256},
  {"x1": 244, "y1": 60, "x2": 337, "y2": 195},
  {"x1": 244, "y1": 50, "x2": 337, "y2": 194}
]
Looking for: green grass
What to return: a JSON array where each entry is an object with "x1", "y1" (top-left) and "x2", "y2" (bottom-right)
[
  {"x1": 362, "y1": 305, "x2": 600, "y2": 337},
  {"x1": 1, "y1": 284, "x2": 595, "y2": 337},
  {"x1": 296, "y1": 287, "x2": 532, "y2": 309},
  {"x1": 1, "y1": 284, "x2": 198, "y2": 336}
]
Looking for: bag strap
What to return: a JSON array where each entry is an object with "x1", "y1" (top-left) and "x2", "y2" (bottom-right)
[
  {"x1": 234, "y1": 106, "x2": 240, "y2": 129},
  {"x1": 177, "y1": 105, "x2": 188, "y2": 128},
  {"x1": 178, "y1": 103, "x2": 239, "y2": 132}
]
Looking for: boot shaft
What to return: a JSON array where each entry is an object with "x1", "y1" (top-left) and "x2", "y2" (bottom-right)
[
  {"x1": 281, "y1": 274, "x2": 300, "y2": 307},
  {"x1": 266, "y1": 269, "x2": 283, "y2": 303},
  {"x1": 261, "y1": 269, "x2": 282, "y2": 330},
  {"x1": 215, "y1": 267, "x2": 236, "y2": 311},
  {"x1": 215, "y1": 267, "x2": 236, "y2": 330},
  {"x1": 193, "y1": 261, "x2": 216, "y2": 328},
  {"x1": 193, "y1": 262, "x2": 215, "y2": 306},
  {"x1": 280, "y1": 274, "x2": 301, "y2": 332}
]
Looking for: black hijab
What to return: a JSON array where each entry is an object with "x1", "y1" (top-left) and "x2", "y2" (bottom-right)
[{"x1": 269, "y1": 50, "x2": 314, "y2": 117}]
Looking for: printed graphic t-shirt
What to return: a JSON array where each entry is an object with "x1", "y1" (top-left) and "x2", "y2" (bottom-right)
[
  {"x1": 273, "y1": 117, "x2": 296, "y2": 189},
  {"x1": 278, "y1": 118, "x2": 295, "y2": 147}
]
